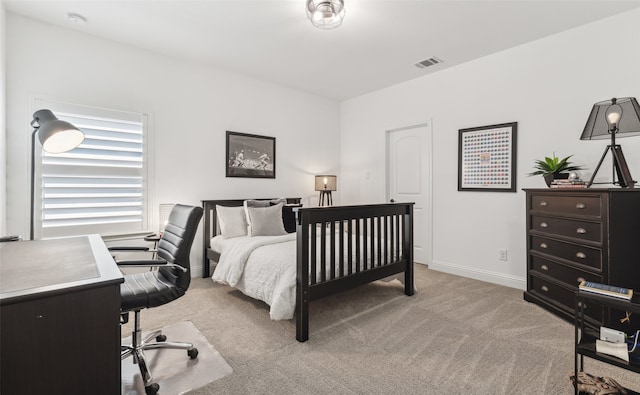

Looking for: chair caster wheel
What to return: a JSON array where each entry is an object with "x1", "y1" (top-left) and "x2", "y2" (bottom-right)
[
  {"x1": 156, "y1": 334, "x2": 167, "y2": 342},
  {"x1": 188, "y1": 348, "x2": 199, "y2": 359},
  {"x1": 145, "y1": 383, "x2": 160, "y2": 395}
]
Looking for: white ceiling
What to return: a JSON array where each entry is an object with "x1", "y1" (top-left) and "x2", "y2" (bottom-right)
[{"x1": 5, "y1": 0, "x2": 640, "y2": 101}]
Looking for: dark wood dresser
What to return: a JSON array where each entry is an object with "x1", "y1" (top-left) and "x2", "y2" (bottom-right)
[{"x1": 524, "y1": 188, "x2": 640, "y2": 330}]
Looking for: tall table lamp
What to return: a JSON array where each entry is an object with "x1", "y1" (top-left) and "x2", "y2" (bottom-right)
[
  {"x1": 315, "y1": 175, "x2": 337, "y2": 206},
  {"x1": 580, "y1": 97, "x2": 640, "y2": 188},
  {"x1": 30, "y1": 109, "x2": 85, "y2": 239}
]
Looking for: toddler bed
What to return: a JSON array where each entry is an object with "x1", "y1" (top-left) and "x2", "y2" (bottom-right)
[{"x1": 201, "y1": 198, "x2": 415, "y2": 342}]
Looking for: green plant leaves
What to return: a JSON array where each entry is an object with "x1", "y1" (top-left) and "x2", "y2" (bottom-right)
[{"x1": 527, "y1": 154, "x2": 584, "y2": 176}]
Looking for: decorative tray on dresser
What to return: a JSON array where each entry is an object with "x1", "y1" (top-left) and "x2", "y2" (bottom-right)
[{"x1": 524, "y1": 188, "x2": 640, "y2": 331}]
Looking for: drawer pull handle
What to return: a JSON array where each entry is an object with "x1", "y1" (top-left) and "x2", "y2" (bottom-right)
[
  {"x1": 577, "y1": 277, "x2": 585, "y2": 283},
  {"x1": 540, "y1": 201, "x2": 548, "y2": 207},
  {"x1": 541, "y1": 264, "x2": 549, "y2": 271},
  {"x1": 541, "y1": 285, "x2": 549, "y2": 292},
  {"x1": 540, "y1": 243, "x2": 548, "y2": 249},
  {"x1": 576, "y1": 228, "x2": 587, "y2": 234},
  {"x1": 540, "y1": 222, "x2": 548, "y2": 228},
  {"x1": 576, "y1": 252, "x2": 587, "y2": 259},
  {"x1": 578, "y1": 301, "x2": 588, "y2": 309},
  {"x1": 576, "y1": 203, "x2": 586, "y2": 209}
]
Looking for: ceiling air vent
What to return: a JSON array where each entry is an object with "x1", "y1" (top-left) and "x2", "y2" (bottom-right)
[{"x1": 415, "y1": 57, "x2": 442, "y2": 69}]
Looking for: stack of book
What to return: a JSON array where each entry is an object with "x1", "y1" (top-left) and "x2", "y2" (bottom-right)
[
  {"x1": 578, "y1": 280, "x2": 633, "y2": 300},
  {"x1": 550, "y1": 178, "x2": 587, "y2": 188}
]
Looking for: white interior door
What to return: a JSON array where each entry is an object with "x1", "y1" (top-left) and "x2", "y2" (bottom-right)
[{"x1": 387, "y1": 123, "x2": 431, "y2": 265}]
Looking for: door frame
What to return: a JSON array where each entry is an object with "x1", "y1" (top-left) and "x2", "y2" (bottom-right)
[{"x1": 385, "y1": 121, "x2": 433, "y2": 266}]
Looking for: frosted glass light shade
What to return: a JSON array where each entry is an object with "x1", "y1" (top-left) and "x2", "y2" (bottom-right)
[{"x1": 306, "y1": 0, "x2": 345, "y2": 30}]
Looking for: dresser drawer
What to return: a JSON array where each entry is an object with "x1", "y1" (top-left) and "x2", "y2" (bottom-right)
[
  {"x1": 530, "y1": 215, "x2": 602, "y2": 243},
  {"x1": 530, "y1": 194, "x2": 601, "y2": 217},
  {"x1": 530, "y1": 275, "x2": 603, "y2": 322},
  {"x1": 530, "y1": 236, "x2": 602, "y2": 271},
  {"x1": 530, "y1": 255, "x2": 601, "y2": 287}
]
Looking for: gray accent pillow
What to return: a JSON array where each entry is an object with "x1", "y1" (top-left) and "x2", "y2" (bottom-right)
[
  {"x1": 216, "y1": 205, "x2": 248, "y2": 239},
  {"x1": 244, "y1": 199, "x2": 269, "y2": 208},
  {"x1": 244, "y1": 198, "x2": 286, "y2": 208},
  {"x1": 246, "y1": 203, "x2": 287, "y2": 236},
  {"x1": 243, "y1": 198, "x2": 287, "y2": 231}
]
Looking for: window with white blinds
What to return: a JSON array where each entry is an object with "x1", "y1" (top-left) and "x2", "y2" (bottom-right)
[{"x1": 34, "y1": 101, "x2": 150, "y2": 238}]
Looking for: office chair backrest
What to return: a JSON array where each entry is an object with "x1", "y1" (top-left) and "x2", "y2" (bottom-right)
[{"x1": 157, "y1": 204, "x2": 203, "y2": 291}]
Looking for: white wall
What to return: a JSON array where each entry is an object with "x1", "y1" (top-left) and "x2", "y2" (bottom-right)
[
  {"x1": 6, "y1": 14, "x2": 340, "y2": 275},
  {"x1": 0, "y1": 1, "x2": 6, "y2": 236},
  {"x1": 340, "y1": 8, "x2": 640, "y2": 289}
]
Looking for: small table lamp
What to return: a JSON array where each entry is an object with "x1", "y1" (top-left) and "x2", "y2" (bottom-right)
[
  {"x1": 30, "y1": 109, "x2": 84, "y2": 239},
  {"x1": 580, "y1": 97, "x2": 640, "y2": 188},
  {"x1": 314, "y1": 175, "x2": 337, "y2": 206}
]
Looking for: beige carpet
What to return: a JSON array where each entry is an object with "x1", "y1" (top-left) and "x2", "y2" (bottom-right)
[
  {"x1": 121, "y1": 320, "x2": 232, "y2": 395},
  {"x1": 126, "y1": 265, "x2": 640, "y2": 394}
]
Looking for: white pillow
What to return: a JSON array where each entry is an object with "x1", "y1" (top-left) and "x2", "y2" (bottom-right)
[
  {"x1": 246, "y1": 203, "x2": 287, "y2": 236},
  {"x1": 216, "y1": 205, "x2": 248, "y2": 239}
]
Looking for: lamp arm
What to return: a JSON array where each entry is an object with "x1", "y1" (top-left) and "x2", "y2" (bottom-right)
[{"x1": 30, "y1": 128, "x2": 38, "y2": 240}]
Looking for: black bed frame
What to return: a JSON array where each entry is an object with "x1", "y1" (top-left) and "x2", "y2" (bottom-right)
[{"x1": 201, "y1": 198, "x2": 415, "y2": 342}]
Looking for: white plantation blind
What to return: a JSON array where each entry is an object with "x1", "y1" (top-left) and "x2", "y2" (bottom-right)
[{"x1": 35, "y1": 101, "x2": 149, "y2": 238}]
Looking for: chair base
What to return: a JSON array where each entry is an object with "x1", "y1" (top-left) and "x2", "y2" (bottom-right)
[{"x1": 121, "y1": 310, "x2": 198, "y2": 395}]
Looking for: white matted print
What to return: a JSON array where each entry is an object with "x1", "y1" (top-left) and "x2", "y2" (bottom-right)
[{"x1": 458, "y1": 122, "x2": 517, "y2": 192}]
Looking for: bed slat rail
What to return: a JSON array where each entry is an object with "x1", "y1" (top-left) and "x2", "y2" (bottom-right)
[{"x1": 295, "y1": 202, "x2": 414, "y2": 342}]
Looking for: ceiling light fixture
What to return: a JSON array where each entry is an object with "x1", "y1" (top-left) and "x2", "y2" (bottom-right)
[{"x1": 306, "y1": 0, "x2": 345, "y2": 30}]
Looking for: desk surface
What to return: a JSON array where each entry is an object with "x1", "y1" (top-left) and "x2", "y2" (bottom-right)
[{"x1": 0, "y1": 234, "x2": 123, "y2": 305}]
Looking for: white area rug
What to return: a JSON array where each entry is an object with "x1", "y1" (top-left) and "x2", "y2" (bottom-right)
[{"x1": 121, "y1": 321, "x2": 233, "y2": 395}]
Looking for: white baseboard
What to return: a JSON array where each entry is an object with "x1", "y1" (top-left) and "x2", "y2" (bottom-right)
[
  {"x1": 192, "y1": 263, "x2": 204, "y2": 278},
  {"x1": 427, "y1": 259, "x2": 526, "y2": 290}
]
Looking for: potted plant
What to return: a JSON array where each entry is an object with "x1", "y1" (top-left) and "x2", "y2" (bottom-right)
[{"x1": 528, "y1": 153, "x2": 585, "y2": 187}]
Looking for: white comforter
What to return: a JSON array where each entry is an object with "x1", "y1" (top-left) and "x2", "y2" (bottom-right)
[
  {"x1": 212, "y1": 233, "x2": 298, "y2": 320},
  {"x1": 211, "y1": 231, "x2": 407, "y2": 321}
]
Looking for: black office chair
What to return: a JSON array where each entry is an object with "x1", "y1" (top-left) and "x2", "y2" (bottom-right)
[{"x1": 115, "y1": 204, "x2": 203, "y2": 395}]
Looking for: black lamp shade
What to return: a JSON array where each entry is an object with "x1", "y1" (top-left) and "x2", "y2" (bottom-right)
[
  {"x1": 581, "y1": 97, "x2": 640, "y2": 140},
  {"x1": 32, "y1": 109, "x2": 85, "y2": 153}
]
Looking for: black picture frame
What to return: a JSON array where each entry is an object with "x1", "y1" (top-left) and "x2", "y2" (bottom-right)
[
  {"x1": 458, "y1": 122, "x2": 517, "y2": 192},
  {"x1": 226, "y1": 131, "x2": 276, "y2": 178}
]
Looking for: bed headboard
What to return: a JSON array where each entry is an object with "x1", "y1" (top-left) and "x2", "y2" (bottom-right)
[{"x1": 201, "y1": 198, "x2": 301, "y2": 277}]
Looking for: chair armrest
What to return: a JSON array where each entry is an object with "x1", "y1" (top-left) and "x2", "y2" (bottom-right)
[
  {"x1": 108, "y1": 246, "x2": 150, "y2": 251},
  {"x1": 116, "y1": 259, "x2": 188, "y2": 273},
  {"x1": 116, "y1": 259, "x2": 164, "y2": 266}
]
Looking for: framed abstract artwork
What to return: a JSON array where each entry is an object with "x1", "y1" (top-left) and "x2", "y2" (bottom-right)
[
  {"x1": 458, "y1": 122, "x2": 517, "y2": 192},
  {"x1": 226, "y1": 131, "x2": 276, "y2": 178}
]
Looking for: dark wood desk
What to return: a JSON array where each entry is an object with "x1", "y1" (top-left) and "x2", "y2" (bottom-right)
[{"x1": 0, "y1": 234, "x2": 124, "y2": 395}]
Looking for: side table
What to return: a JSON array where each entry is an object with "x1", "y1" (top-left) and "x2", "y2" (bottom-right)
[{"x1": 574, "y1": 290, "x2": 640, "y2": 394}]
